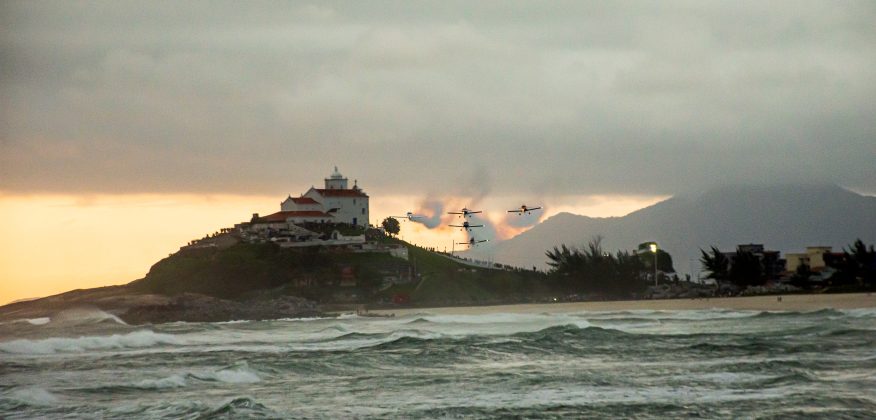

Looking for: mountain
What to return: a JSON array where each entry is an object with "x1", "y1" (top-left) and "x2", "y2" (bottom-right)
[{"x1": 465, "y1": 184, "x2": 876, "y2": 276}]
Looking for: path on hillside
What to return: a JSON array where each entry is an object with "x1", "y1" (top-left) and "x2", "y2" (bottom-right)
[{"x1": 435, "y1": 252, "x2": 502, "y2": 270}]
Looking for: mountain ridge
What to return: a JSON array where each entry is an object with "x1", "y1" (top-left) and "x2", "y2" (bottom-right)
[{"x1": 466, "y1": 184, "x2": 876, "y2": 276}]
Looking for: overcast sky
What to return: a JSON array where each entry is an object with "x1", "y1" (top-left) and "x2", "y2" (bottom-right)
[{"x1": 2, "y1": 1, "x2": 874, "y2": 198}]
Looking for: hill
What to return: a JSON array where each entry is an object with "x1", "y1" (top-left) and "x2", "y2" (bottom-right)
[
  {"x1": 0, "y1": 236, "x2": 551, "y2": 324},
  {"x1": 130, "y1": 236, "x2": 551, "y2": 306},
  {"x1": 465, "y1": 184, "x2": 876, "y2": 276}
]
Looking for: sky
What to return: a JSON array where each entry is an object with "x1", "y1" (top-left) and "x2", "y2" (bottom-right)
[{"x1": 1, "y1": 1, "x2": 875, "y2": 303}]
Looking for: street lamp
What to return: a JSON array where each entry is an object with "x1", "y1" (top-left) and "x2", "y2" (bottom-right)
[{"x1": 649, "y1": 243, "x2": 658, "y2": 287}]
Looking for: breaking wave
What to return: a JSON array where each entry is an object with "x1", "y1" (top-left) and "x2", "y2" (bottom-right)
[
  {"x1": 1, "y1": 386, "x2": 60, "y2": 408},
  {"x1": 0, "y1": 329, "x2": 179, "y2": 354},
  {"x1": 50, "y1": 307, "x2": 128, "y2": 325}
]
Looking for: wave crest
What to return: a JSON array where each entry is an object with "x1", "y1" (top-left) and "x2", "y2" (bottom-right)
[
  {"x1": 0, "y1": 330, "x2": 179, "y2": 354},
  {"x1": 1, "y1": 386, "x2": 59, "y2": 408}
]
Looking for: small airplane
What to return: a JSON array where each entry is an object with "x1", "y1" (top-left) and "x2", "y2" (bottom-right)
[
  {"x1": 456, "y1": 237, "x2": 488, "y2": 246},
  {"x1": 390, "y1": 212, "x2": 425, "y2": 221},
  {"x1": 507, "y1": 204, "x2": 542, "y2": 215},
  {"x1": 448, "y1": 207, "x2": 482, "y2": 218},
  {"x1": 449, "y1": 221, "x2": 484, "y2": 231}
]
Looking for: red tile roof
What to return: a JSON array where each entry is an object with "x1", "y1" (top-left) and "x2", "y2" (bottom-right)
[
  {"x1": 258, "y1": 211, "x2": 334, "y2": 223},
  {"x1": 314, "y1": 188, "x2": 368, "y2": 198},
  {"x1": 287, "y1": 197, "x2": 320, "y2": 204}
]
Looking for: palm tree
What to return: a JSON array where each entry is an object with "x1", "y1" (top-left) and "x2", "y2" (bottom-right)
[{"x1": 700, "y1": 246, "x2": 729, "y2": 282}]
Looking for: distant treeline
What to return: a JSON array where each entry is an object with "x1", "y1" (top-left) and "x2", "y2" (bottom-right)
[{"x1": 545, "y1": 237, "x2": 674, "y2": 298}]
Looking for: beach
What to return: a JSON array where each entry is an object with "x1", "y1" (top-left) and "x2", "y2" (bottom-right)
[{"x1": 371, "y1": 292, "x2": 876, "y2": 316}]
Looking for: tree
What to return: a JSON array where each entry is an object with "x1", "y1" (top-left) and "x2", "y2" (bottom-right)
[
  {"x1": 700, "y1": 246, "x2": 729, "y2": 282},
  {"x1": 636, "y1": 242, "x2": 675, "y2": 273},
  {"x1": 729, "y1": 248, "x2": 766, "y2": 287},
  {"x1": 790, "y1": 262, "x2": 814, "y2": 290},
  {"x1": 381, "y1": 217, "x2": 400, "y2": 237},
  {"x1": 829, "y1": 239, "x2": 876, "y2": 288},
  {"x1": 701, "y1": 245, "x2": 767, "y2": 289},
  {"x1": 546, "y1": 236, "x2": 648, "y2": 297}
]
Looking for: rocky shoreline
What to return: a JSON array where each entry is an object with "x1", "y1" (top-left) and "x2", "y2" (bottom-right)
[{"x1": 0, "y1": 286, "x2": 324, "y2": 325}]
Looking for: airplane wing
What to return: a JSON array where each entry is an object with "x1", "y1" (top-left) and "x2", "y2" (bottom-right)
[
  {"x1": 529, "y1": 207, "x2": 542, "y2": 211},
  {"x1": 507, "y1": 209, "x2": 523, "y2": 213},
  {"x1": 447, "y1": 212, "x2": 463, "y2": 215},
  {"x1": 470, "y1": 211, "x2": 483, "y2": 214},
  {"x1": 469, "y1": 224, "x2": 484, "y2": 227},
  {"x1": 448, "y1": 224, "x2": 464, "y2": 228}
]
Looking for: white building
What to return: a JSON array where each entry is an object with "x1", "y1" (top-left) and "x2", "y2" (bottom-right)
[{"x1": 277, "y1": 166, "x2": 370, "y2": 227}]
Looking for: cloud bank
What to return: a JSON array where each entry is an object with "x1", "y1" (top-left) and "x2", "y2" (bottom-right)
[{"x1": 2, "y1": 1, "x2": 874, "y2": 196}]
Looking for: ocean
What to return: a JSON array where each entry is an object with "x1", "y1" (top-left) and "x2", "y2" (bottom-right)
[{"x1": 1, "y1": 307, "x2": 875, "y2": 418}]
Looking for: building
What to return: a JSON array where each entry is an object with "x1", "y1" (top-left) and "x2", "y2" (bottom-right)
[
  {"x1": 786, "y1": 246, "x2": 842, "y2": 272},
  {"x1": 276, "y1": 166, "x2": 370, "y2": 227},
  {"x1": 722, "y1": 243, "x2": 786, "y2": 279}
]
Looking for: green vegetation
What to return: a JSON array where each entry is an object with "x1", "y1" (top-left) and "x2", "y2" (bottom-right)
[
  {"x1": 381, "y1": 217, "x2": 400, "y2": 237},
  {"x1": 826, "y1": 239, "x2": 876, "y2": 290},
  {"x1": 702, "y1": 239, "x2": 876, "y2": 292},
  {"x1": 130, "y1": 234, "x2": 549, "y2": 305},
  {"x1": 387, "y1": 243, "x2": 551, "y2": 305},
  {"x1": 636, "y1": 242, "x2": 675, "y2": 273},
  {"x1": 699, "y1": 246, "x2": 768, "y2": 288},
  {"x1": 699, "y1": 247, "x2": 729, "y2": 283},
  {"x1": 545, "y1": 237, "x2": 653, "y2": 298},
  {"x1": 130, "y1": 243, "x2": 333, "y2": 299}
]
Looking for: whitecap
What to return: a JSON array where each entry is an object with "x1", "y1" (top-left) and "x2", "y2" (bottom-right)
[
  {"x1": 51, "y1": 307, "x2": 128, "y2": 325},
  {"x1": 0, "y1": 330, "x2": 180, "y2": 354},
  {"x1": 132, "y1": 374, "x2": 188, "y2": 389},
  {"x1": 276, "y1": 316, "x2": 334, "y2": 322},
  {"x1": 26, "y1": 317, "x2": 51, "y2": 326},
  {"x1": 840, "y1": 308, "x2": 876, "y2": 318},
  {"x1": 194, "y1": 367, "x2": 261, "y2": 384},
  {"x1": 0, "y1": 317, "x2": 51, "y2": 326},
  {"x1": 3, "y1": 386, "x2": 60, "y2": 406},
  {"x1": 216, "y1": 319, "x2": 252, "y2": 325}
]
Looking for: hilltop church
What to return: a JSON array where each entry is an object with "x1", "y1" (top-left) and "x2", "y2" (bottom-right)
[{"x1": 261, "y1": 167, "x2": 370, "y2": 227}]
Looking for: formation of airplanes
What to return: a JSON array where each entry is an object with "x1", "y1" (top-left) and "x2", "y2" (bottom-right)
[
  {"x1": 447, "y1": 205, "x2": 541, "y2": 247},
  {"x1": 390, "y1": 204, "x2": 542, "y2": 248}
]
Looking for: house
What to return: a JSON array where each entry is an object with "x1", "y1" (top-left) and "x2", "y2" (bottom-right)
[{"x1": 280, "y1": 166, "x2": 370, "y2": 227}]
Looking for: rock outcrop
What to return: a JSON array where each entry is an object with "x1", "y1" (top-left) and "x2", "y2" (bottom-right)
[{"x1": 0, "y1": 286, "x2": 323, "y2": 325}]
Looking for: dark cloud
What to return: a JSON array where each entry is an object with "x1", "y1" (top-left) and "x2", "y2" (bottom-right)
[{"x1": 2, "y1": 1, "x2": 874, "y2": 196}]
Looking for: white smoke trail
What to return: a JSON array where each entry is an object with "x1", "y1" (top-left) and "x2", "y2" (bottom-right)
[{"x1": 410, "y1": 199, "x2": 444, "y2": 229}]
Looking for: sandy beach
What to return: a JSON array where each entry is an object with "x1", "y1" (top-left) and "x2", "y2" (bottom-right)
[{"x1": 371, "y1": 293, "x2": 876, "y2": 316}]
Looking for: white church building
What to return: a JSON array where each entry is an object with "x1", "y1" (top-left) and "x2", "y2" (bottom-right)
[{"x1": 269, "y1": 167, "x2": 370, "y2": 228}]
